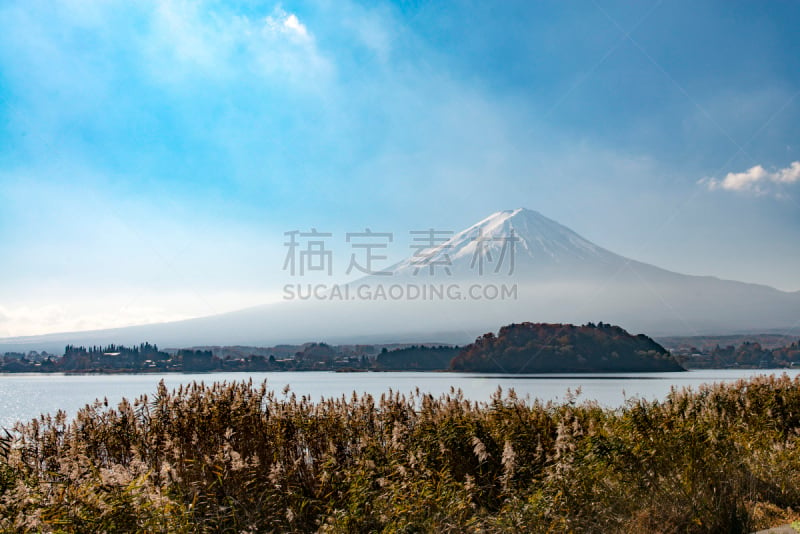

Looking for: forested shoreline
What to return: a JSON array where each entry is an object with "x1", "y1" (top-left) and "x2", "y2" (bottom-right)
[{"x1": 1, "y1": 322, "x2": 687, "y2": 374}]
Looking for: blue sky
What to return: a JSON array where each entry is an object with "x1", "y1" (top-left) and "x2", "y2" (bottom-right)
[{"x1": 1, "y1": 0, "x2": 799, "y2": 336}]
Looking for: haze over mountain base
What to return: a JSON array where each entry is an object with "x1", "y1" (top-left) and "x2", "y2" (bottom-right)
[{"x1": 2, "y1": 209, "x2": 799, "y2": 352}]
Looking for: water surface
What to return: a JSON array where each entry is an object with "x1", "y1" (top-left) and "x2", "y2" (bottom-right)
[{"x1": 2, "y1": 369, "x2": 798, "y2": 429}]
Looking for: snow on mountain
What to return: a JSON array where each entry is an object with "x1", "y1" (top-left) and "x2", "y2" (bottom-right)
[
  {"x1": 386, "y1": 208, "x2": 623, "y2": 279},
  {"x1": 1, "y1": 208, "x2": 799, "y2": 352}
]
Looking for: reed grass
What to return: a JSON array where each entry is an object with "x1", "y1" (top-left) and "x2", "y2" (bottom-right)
[{"x1": 3, "y1": 375, "x2": 800, "y2": 532}]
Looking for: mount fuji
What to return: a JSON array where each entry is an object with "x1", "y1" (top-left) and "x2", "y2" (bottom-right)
[
  {"x1": 2, "y1": 208, "x2": 799, "y2": 352},
  {"x1": 388, "y1": 208, "x2": 634, "y2": 279}
]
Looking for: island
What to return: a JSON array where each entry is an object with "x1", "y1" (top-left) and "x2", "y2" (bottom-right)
[{"x1": 451, "y1": 322, "x2": 685, "y2": 372}]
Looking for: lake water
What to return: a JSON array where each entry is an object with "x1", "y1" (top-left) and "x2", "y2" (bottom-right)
[{"x1": 2, "y1": 369, "x2": 799, "y2": 429}]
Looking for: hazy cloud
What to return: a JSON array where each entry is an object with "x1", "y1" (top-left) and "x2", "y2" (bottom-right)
[
  {"x1": 701, "y1": 161, "x2": 800, "y2": 195},
  {"x1": 144, "y1": 3, "x2": 331, "y2": 86},
  {"x1": 3, "y1": 1, "x2": 800, "y2": 336},
  {"x1": 0, "y1": 303, "x2": 189, "y2": 338}
]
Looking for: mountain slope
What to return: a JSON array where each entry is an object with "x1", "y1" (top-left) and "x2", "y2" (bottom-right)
[
  {"x1": 388, "y1": 208, "x2": 624, "y2": 278},
  {"x1": 2, "y1": 208, "x2": 799, "y2": 352}
]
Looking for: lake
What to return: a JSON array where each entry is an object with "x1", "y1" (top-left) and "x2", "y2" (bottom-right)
[{"x1": 2, "y1": 369, "x2": 799, "y2": 429}]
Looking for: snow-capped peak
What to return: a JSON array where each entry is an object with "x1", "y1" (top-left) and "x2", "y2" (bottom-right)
[{"x1": 388, "y1": 208, "x2": 622, "y2": 278}]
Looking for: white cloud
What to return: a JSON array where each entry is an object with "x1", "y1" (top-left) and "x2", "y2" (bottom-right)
[
  {"x1": 774, "y1": 161, "x2": 800, "y2": 183},
  {"x1": 143, "y1": 3, "x2": 330, "y2": 86},
  {"x1": 281, "y1": 13, "x2": 309, "y2": 40},
  {"x1": 0, "y1": 1, "x2": 331, "y2": 87},
  {"x1": 264, "y1": 8, "x2": 310, "y2": 40},
  {"x1": 701, "y1": 161, "x2": 800, "y2": 195}
]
